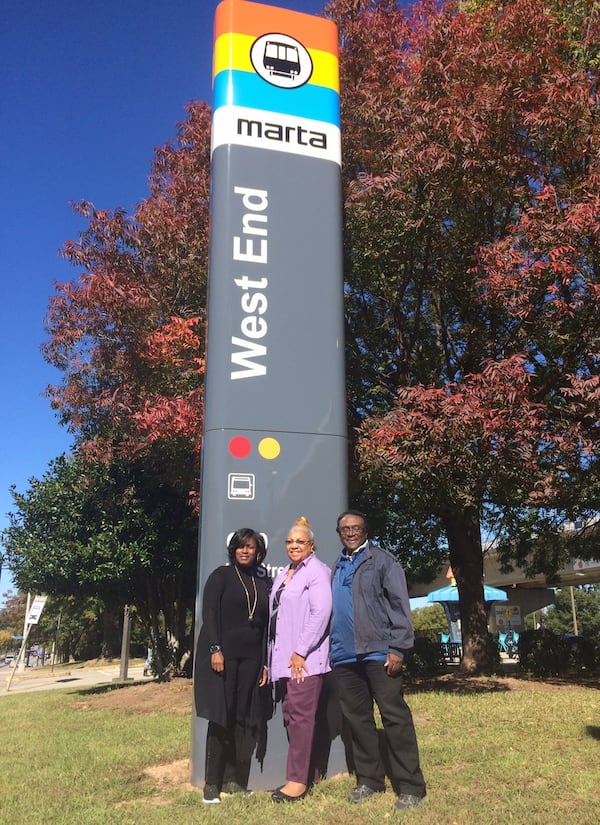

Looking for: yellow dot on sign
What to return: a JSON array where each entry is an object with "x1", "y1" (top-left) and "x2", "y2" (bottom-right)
[{"x1": 259, "y1": 437, "x2": 280, "y2": 459}]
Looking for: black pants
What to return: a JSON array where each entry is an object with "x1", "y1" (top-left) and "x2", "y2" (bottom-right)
[
  {"x1": 205, "y1": 657, "x2": 261, "y2": 789},
  {"x1": 333, "y1": 661, "x2": 426, "y2": 797}
]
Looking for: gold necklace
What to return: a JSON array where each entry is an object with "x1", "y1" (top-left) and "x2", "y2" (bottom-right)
[{"x1": 235, "y1": 565, "x2": 258, "y2": 621}]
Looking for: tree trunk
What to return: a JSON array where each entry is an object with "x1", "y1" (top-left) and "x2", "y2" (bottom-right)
[
  {"x1": 145, "y1": 574, "x2": 168, "y2": 681},
  {"x1": 442, "y1": 506, "x2": 493, "y2": 674}
]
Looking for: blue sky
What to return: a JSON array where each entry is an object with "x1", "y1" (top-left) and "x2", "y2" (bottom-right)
[{"x1": 0, "y1": 0, "x2": 326, "y2": 602}]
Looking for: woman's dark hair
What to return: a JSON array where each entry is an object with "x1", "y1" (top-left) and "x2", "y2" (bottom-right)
[{"x1": 227, "y1": 528, "x2": 267, "y2": 565}]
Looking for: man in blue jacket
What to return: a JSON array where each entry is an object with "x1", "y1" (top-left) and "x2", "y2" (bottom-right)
[{"x1": 330, "y1": 510, "x2": 426, "y2": 811}]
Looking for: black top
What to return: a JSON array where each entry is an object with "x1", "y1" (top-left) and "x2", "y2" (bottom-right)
[
  {"x1": 201, "y1": 564, "x2": 270, "y2": 660},
  {"x1": 194, "y1": 563, "x2": 272, "y2": 731}
]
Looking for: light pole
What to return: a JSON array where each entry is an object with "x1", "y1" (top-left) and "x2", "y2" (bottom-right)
[
  {"x1": 569, "y1": 586, "x2": 579, "y2": 636},
  {"x1": 114, "y1": 604, "x2": 133, "y2": 682}
]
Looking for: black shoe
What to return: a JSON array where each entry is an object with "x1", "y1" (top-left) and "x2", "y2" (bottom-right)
[
  {"x1": 221, "y1": 781, "x2": 252, "y2": 796},
  {"x1": 203, "y1": 784, "x2": 221, "y2": 804},
  {"x1": 271, "y1": 787, "x2": 307, "y2": 803},
  {"x1": 348, "y1": 784, "x2": 384, "y2": 803},
  {"x1": 394, "y1": 793, "x2": 425, "y2": 811}
]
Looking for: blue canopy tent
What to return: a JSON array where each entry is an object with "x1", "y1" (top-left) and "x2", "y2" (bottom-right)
[
  {"x1": 427, "y1": 584, "x2": 508, "y2": 604},
  {"x1": 427, "y1": 584, "x2": 508, "y2": 643}
]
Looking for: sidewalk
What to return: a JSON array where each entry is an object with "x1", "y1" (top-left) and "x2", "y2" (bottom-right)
[{"x1": 0, "y1": 660, "x2": 152, "y2": 696}]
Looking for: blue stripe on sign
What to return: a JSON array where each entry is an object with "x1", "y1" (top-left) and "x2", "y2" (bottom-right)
[{"x1": 213, "y1": 70, "x2": 340, "y2": 127}]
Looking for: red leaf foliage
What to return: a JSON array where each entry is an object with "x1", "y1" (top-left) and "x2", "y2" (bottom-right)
[
  {"x1": 329, "y1": 0, "x2": 600, "y2": 511},
  {"x1": 43, "y1": 102, "x2": 212, "y2": 460},
  {"x1": 359, "y1": 355, "x2": 586, "y2": 508}
]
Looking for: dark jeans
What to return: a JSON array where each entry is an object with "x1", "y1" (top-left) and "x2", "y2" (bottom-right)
[
  {"x1": 333, "y1": 661, "x2": 426, "y2": 797},
  {"x1": 205, "y1": 657, "x2": 261, "y2": 789}
]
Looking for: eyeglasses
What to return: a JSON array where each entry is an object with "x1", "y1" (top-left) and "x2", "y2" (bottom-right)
[
  {"x1": 337, "y1": 525, "x2": 365, "y2": 536},
  {"x1": 285, "y1": 538, "x2": 310, "y2": 546}
]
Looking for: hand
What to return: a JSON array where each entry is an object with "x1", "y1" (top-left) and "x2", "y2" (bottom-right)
[
  {"x1": 384, "y1": 652, "x2": 403, "y2": 676},
  {"x1": 289, "y1": 652, "x2": 308, "y2": 683},
  {"x1": 259, "y1": 665, "x2": 268, "y2": 687},
  {"x1": 210, "y1": 651, "x2": 225, "y2": 674}
]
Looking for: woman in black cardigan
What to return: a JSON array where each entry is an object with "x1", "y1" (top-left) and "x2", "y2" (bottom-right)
[{"x1": 194, "y1": 528, "x2": 271, "y2": 804}]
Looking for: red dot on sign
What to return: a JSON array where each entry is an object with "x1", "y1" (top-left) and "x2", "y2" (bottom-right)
[{"x1": 229, "y1": 436, "x2": 252, "y2": 458}]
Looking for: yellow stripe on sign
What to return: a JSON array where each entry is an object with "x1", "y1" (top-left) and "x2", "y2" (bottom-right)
[
  {"x1": 213, "y1": 32, "x2": 254, "y2": 76},
  {"x1": 213, "y1": 32, "x2": 339, "y2": 92}
]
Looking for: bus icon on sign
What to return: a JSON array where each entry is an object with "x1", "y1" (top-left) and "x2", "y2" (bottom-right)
[
  {"x1": 263, "y1": 40, "x2": 300, "y2": 79},
  {"x1": 250, "y1": 33, "x2": 313, "y2": 89},
  {"x1": 228, "y1": 473, "x2": 255, "y2": 500}
]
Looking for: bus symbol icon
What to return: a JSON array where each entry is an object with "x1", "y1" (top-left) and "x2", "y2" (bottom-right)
[
  {"x1": 250, "y1": 33, "x2": 313, "y2": 90},
  {"x1": 263, "y1": 40, "x2": 300, "y2": 80},
  {"x1": 228, "y1": 473, "x2": 255, "y2": 500}
]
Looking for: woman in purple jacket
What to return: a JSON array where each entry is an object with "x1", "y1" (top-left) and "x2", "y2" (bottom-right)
[{"x1": 268, "y1": 517, "x2": 333, "y2": 803}]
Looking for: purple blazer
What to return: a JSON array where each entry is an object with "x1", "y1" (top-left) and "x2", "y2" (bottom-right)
[{"x1": 269, "y1": 552, "x2": 332, "y2": 680}]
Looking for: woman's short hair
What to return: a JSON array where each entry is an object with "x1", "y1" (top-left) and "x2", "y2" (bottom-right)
[{"x1": 227, "y1": 528, "x2": 267, "y2": 564}]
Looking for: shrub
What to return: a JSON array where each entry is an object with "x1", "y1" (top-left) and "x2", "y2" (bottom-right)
[
  {"x1": 518, "y1": 629, "x2": 597, "y2": 676},
  {"x1": 405, "y1": 636, "x2": 447, "y2": 676}
]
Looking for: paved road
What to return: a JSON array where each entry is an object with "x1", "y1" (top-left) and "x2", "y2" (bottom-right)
[{"x1": 0, "y1": 661, "x2": 152, "y2": 696}]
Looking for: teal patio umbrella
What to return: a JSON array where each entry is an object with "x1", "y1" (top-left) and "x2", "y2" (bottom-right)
[
  {"x1": 427, "y1": 584, "x2": 508, "y2": 642},
  {"x1": 427, "y1": 584, "x2": 508, "y2": 604}
]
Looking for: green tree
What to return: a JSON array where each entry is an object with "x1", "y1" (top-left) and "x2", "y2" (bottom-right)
[
  {"x1": 411, "y1": 603, "x2": 447, "y2": 641},
  {"x1": 544, "y1": 586, "x2": 600, "y2": 643},
  {"x1": 1, "y1": 450, "x2": 196, "y2": 674},
  {"x1": 0, "y1": 630, "x2": 13, "y2": 656}
]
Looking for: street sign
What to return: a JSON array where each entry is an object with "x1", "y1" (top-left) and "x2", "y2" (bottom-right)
[{"x1": 26, "y1": 595, "x2": 47, "y2": 625}]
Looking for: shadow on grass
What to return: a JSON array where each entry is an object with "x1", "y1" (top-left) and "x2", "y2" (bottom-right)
[
  {"x1": 529, "y1": 673, "x2": 600, "y2": 690},
  {"x1": 72, "y1": 681, "x2": 147, "y2": 697},
  {"x1": 406, "y1": 669, "x2": 600, "y2": 695},
  {"x1": 406, "y1": 674, "x2": 512, "y2": 694},
  {"x1": 585, "y1": 725, "x2": 600, "y2": 741}
]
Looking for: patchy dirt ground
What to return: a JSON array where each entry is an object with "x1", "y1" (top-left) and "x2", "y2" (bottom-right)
[
  {"x1": 78, "y1": 677, "x2": 193, "y2": 716},
  {"x1": 141, "y1": 758, "x2": 194, "y2": 793}
]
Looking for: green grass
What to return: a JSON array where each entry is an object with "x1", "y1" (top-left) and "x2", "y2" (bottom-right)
[{"x1": 1, "y1": 674, "x2": 599, "y2": 824}]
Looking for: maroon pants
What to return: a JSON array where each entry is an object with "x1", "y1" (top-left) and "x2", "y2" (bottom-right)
[{"x1": 279, "y1": 673, "x2": 324, "y2": 784}]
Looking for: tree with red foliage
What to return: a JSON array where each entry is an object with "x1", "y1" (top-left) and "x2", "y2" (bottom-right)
[
  {"x1": 36, "y1": 104, "x2": 212, "y2": 667},
  {"x1": 43, "y1": 102, "x2": 212, "y2": 472},
  {"x1": 329, "y1": 0, "x2": 600, "y2": 671}
]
